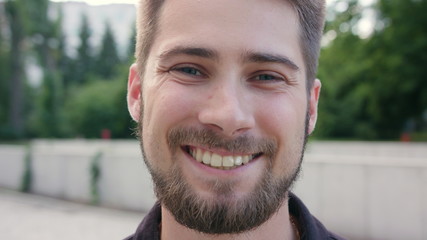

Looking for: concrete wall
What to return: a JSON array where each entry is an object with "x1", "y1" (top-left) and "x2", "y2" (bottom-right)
[
  {"x1": 0, "y1": 140, "x2": 426, "y2": 239},
  {"x1": 31, "y1": 140, "x2": 98, "y2": 203},
  {"x1": 29, "y1": 140, "x2": 156, "y2": 211},
  {"x1": 0, "y1": 145, "x2": 26, "y2": 190},
  {"x1": 97, "y1": 141, "x2": 156, "y2": 211},
  {"x1": 293, "y1": 142, "x2": 427, "y2": 240}
]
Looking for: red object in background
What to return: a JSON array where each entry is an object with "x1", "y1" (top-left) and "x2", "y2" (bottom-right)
[
  {"x1": 400, "y1": 132, "x2": 411, "y2": 142},
  {"x1": 101, "y1": 129, "x2": 111, "y2": 139}
]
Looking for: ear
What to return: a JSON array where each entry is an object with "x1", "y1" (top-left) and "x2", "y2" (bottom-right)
[
  {"x1": 307, "y1": 79, "x2": 321, "y2": 135},
  {"x1": 127, "y1": 63, "x2": 142, "y2": 122}
]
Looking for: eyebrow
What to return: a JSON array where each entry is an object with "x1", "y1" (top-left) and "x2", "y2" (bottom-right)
[
  {"x1": 244, "y1": 51, "x2": 300, "y2": 71},
  {"x1": 157, "y1": 46, "x2": 300, "y2": 71},
  {"x1": 158, "y1": 46, "x2": 219, "y2": 61}
]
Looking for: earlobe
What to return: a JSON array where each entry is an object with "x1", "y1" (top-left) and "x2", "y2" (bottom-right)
[
  {"x1": 127, "y1": 63, "x2": 142, "y2": 122},
  {"x1": 308, "y1": 79, "x2": 321, "y2": 135}
]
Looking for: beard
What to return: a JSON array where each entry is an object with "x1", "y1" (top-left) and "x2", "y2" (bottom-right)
[{"x1": 137, "y1": 113, "x2": 309, "y2": 235}]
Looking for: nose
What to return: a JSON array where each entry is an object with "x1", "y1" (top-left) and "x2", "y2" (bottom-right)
[{"x1": 198, "y1": 83, "x2": 255, "y2": 137}]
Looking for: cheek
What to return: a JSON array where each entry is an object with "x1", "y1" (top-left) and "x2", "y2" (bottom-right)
[
  {"x1": 255, "y1": 93, "x2": 307, "y2": 137},
  {"x1": 142, "y1": 83, "x2": 202, "y2": 155},
  {"x1": 255, "y1": 95, "x2": 307, "y2": 176},
  {"x1": 142, "y1": 91, "x2": 186, "y2": 171},
  {"x1": 144, "y1": 84, "x2": 197, "y2": 126}
]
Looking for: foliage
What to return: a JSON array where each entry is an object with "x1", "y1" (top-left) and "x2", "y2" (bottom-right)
[
  {"x1": 90, "y1": 151, "x2": 102, "y2": 205},
  {"x1": 0, "y1": 5, "x2": 10, "y2": 138},
  {"x1": 127, "y1": 23, "x2": 136, "y2": 62},
  {"x1": 20, "y1": 144, "x2": 32, "y2": 192},
  {"x1": 364, "y1": 0, "x2": 427, "y2": 139},
  {"x1": 4, "y1": 0, "x2": 28, "y2": 138},
  {"x1": 63, "y1": 72, "x2": 133, "y2": 138},
  {"x1": 28, "y1": 72, "x2": 65, "y2": 138},
  {"x1": 315, "y1": 0, "x2": 427, "y2": 140},
  {"x1": 74, "y1": 13, "x2": 93, "y2": 85},
  {"x1": 26, "y1": 2, "x2": 68, "y2": 138},
  {"x1": 95, "y1": 21, "x2": 121, "y2": 79},
  {"x1": 0, "y1": 1, "x2": 135, "y2": 140}
]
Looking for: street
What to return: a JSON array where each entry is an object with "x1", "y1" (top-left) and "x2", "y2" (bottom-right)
[{"x1": 0, "y1": 188, "x2": 143, "y2": 240}]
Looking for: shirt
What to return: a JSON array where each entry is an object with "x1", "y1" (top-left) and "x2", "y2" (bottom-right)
[{"x1": 125, "y1": 193, "x2": 347, "y2": 240}]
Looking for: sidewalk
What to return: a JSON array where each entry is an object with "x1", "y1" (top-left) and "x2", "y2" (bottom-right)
[{"x1": 0, "y1": 188, "x2": 144, "y2": 240}]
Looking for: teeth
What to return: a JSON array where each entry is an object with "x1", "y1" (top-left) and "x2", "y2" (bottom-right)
[
  {"x1": 202, "y1": 151, "x2": 211, "y2": 165},
  {"x1": 222, "y1": 156, "x2": 234, "y2": 167},
  {"x1": 211, "y1": 154, "x2": 222, "y2": 167},
  {"x1": 189, "y1": 147, "x2": 256, "y2": 169},
  {"x1": 196, "y1": 148, "x2": 203, "y2": 163},
  {"x1": 234, "y1": 156, "x2": 243, "y2": 166},
  {"x1": 243, "y1": 155, "x2": 250, "y2": 164}
]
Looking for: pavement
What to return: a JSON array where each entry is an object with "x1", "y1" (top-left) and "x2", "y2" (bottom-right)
[{"x1": 0, "y1": 188, "x2": 144, "y2": 240}]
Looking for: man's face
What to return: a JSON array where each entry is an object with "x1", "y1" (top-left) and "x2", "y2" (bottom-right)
[{"x1": 128, "y1": 0, "x2": 321, "y2": 234}]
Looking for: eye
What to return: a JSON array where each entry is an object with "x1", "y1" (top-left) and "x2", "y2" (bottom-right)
[
  {"x1": 252, "y1": 72, "x2": 285, "y2": 82},
  {"x1": 256, "y1": 74, "x2": 280, "y2": 81},
  {"x1": 171, "y1": 66, "x2": 203, "y2": 76}
]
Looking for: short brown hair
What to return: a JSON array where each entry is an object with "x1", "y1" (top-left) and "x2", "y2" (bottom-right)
[{"x1": 135, "y1": 0, "x2": 325, "y2": 90}]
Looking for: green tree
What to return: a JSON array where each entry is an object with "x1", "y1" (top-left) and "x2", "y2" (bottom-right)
[
  {"x1": 74, "y1": 13, "x2": 93, "y2": 85},
  {"x1": 4, "y1": 0, "x2": 28, "y2": 138},
  {"x1": 54, "y1": 6, "x2": 73, "y2": 92},
  {"x1": 29, "y1": 72, "x2": 64, "y2": 137},
  {"x1": 316, "y1": 0, "x2": 372, "y2": 139},
  {"x1": 127, "y1": 22, "x2": 136, "y2": 62},
  {"x1": 316, "y1": 0, "x2": 427, "y2": 140},
  {"x1": 363, "y1": 0, "x2": 427, "y2": 139},
  {"x1": 0, "y1": 3, "x2": 11, "y2": 138},
  {"x1": 63, "y1": 72, "x2": 133, "y2": 138},
  {"x1": 25, "y1": 0, "x2": 54, "y2": 69},
  {"x1": 95, "y1": 21, "x2": 121, "y2": 79},
  {"x1": 25, "y1": 1, "x2": 66, "y2": 138}
]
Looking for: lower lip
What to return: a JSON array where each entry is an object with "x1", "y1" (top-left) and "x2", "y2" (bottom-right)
[{"x1": 182, "y1": 148, "x2": 258, "y2": 176}]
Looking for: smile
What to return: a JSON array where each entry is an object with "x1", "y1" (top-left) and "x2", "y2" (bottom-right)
[{"x1": 184, "y1": 146, "x2": 262, "y2": 170}]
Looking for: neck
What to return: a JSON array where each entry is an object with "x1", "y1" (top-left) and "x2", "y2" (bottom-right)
[{"x1": 160, "y1": 199, "x2": 298, "y2": 240}]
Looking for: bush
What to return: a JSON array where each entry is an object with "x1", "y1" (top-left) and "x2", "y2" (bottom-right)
[{"x1": 63, "y1": 76, "x2": 134, "y2": 138}]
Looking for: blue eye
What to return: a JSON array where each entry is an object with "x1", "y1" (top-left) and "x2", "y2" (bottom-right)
[
  {"x1": 257, "y1": 74, "x2": 276, "y2": 80},
  {"x1": 174, "y1": 67, "x2": 202, "y2": 76},
  {"x1": 255, "y1": 74, "x2": 282, "y2": 81}
]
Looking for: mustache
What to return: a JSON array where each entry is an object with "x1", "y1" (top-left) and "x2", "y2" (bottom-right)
[{"x1": 167, "y1": 127, "x2": 277, "y2": 158}]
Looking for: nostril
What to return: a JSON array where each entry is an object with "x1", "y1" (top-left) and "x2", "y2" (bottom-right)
[
  {"x1": 206, "y1": 123, "x2": 224, "y2": 132},
  {"x1": 231, "y1": 127, "x2": 251, "y2": 137}
]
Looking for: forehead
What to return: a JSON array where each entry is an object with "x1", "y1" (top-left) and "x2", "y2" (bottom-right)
[{"x1": 149, "y1": 0, "x2": 304, "y2": 74}]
